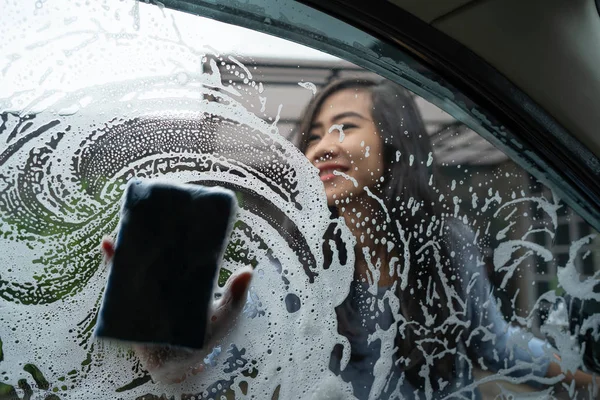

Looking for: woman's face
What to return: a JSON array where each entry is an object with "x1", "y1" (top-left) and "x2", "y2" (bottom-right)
[{"x1": 304, "y1": 88, "x2": 384, "y2": 207}]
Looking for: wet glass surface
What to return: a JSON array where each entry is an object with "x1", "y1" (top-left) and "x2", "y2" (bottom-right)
[{"x1": 1, "y1": 1, "x2": 599, "y2": 399}]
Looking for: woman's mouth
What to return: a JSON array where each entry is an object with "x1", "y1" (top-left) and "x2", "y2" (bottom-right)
[{"x1": 318, "y1": 166, "x2": 348, "y2": 182}]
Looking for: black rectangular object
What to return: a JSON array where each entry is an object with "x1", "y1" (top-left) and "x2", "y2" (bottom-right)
[{"x1": 94, "y1": 180, "x2": 237, "y2": 349}]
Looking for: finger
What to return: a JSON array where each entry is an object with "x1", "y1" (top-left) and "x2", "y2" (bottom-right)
[
  {"x1": 207, "y1": 268, "x2": 253, "y2": 340},
  {"x1": 226, "y1": 268, "x2": 254, "y2": 307},
  {"x1": 101, "y1": 237, "x2": 115, "y2": 261},
  {"x1": 218, "y1": 267, "x2": 253, "y2": 310}
]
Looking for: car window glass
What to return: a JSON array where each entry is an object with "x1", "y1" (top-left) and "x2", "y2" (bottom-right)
[{"x1": 1, "y1": 1, "x2": 599, "y2": 399}]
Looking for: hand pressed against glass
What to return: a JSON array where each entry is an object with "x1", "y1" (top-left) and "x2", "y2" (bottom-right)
[
  {"x1": 304, "y1": 89, "x2": 384, "y2": 207},
  {"x1": 100, "y1": 238, "x2": 252, "y2": 383}
]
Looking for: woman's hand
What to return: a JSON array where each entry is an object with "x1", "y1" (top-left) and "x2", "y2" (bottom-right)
[
  {"x1": 100, "y1": 238, "x2": 253, "y2": 383},
  {"x1": 546, "y1": 356, "x2": 600, "y2": 398}
]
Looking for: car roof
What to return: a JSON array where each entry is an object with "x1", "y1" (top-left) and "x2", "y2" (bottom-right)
[{"x1": 389, "y1": 0, "x2": 600, "y2": 157}]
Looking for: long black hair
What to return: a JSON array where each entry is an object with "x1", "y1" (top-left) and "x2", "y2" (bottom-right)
[{"x1": 295, "y1": 78, "x2": 466, "y2": 389}]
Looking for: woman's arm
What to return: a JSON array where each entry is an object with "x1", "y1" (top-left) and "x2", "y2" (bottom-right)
[
  {"x1": 465, "y1": 262, "x2": 599, "y2": 392},
  {"x1": 446, "y1": 220, "x2": 551, "y2": 382},
  {"x1": 546, "y1": 354, "x2": 600, "y2": 390},
  {"x1": 464, "y1": 266, "x2": 552, "y2": 382}
]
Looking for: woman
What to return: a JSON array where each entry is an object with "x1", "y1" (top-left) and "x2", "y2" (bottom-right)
[
  {"x1": 295, "y1": 78, "x2": 468, "y2": 398},
  {"x1": 293, "y1": 77, "x2": 593, "y2": 399}
]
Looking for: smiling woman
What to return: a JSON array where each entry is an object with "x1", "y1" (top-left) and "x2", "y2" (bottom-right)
[
  {"x1": 294, "y1": 77, "x2": 588, "y2": 399},
  {"x1": 2, "y1": 1, "x2": 600, "y2": 399}
]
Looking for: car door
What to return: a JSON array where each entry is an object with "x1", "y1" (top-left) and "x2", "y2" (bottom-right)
[{"x1": 1, "y1": 1, "x2": 599, "y2": 399}]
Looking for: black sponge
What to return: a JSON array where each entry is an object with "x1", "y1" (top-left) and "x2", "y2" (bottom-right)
[{"x1": 94, "y1": 180, "x2": 237, "y2": 349}]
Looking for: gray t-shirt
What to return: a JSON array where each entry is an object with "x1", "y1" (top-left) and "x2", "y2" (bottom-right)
[{"x1": 330, "y1": 222, "x2": 551, "y2": 400}]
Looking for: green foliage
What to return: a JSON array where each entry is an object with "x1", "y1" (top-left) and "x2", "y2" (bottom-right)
[
  {"x1": 218, "y1": 268, "x2": 233, "y2": 287},
  {"x1": 0, "y1": 363, "x2": 60, "y2": 400},
  {"x1": 23, "y1": 364, "x2": 50, "y2": 390},
  {"x1": 0, "y1": 383, "x2": 19, "y2": 399},
  {"x1": 115, "y1": 376, "x2": 152, "y2": 393}
]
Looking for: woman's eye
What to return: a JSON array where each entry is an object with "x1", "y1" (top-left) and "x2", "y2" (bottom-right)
[
  {"x1": 307, "y1": 133, "x2": 321, "y2": 143},
  {"x1": 341, "y1": 123, "x2": 358, "y2": 131}
]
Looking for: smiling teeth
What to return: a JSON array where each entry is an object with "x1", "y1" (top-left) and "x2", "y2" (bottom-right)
[{"x1": 321, "y1": 169, "x2": 336, "y2": 175}]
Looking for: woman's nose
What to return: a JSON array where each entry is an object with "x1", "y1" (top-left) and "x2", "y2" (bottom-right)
[{"x1": 311, "y1": 132, "x2": 341, "y2": 163}]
